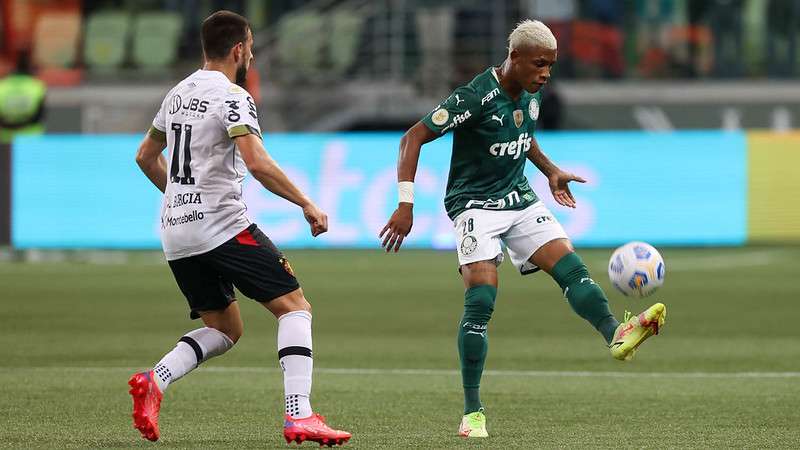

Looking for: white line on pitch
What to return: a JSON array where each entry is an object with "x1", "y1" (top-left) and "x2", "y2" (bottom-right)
[{"x1": 1, "y1": 366, "x2": 798, "y2": 379}]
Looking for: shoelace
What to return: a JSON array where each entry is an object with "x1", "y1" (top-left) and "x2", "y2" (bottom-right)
[{"x1": 623, "y1": 310, "x2": 633, "y2": 323}]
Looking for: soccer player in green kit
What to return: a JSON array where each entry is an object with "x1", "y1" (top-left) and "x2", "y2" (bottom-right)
[{"x1": 380, "y1": 20, "x2": 667, "y2": 438}]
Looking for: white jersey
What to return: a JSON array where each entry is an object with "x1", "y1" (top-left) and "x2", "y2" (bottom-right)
[{"x1": 151, "y1": 69, "x2": 261, "y2": 260}]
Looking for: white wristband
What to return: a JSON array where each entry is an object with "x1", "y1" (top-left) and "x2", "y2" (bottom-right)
[{"x1": 398, "y1": 181, "x2": 414, "y2": 204}]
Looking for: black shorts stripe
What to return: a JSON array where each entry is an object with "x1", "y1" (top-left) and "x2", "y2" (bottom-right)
[
  {"x1": 179, "y1": 336, "x2": 204, "y2": 365},
  {"x1": 278, "y1": 346, "x2": 312, "y2": 359}
]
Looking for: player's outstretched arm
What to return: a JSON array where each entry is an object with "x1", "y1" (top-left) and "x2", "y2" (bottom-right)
[
  {"x1": 235, "y1": 133, "x2": 328, "y2": 237},
  {"x1": 525, "y1": 135, "x2": 585, "y2": 208},
  {"x1": 135, "y1": 131, "x2": 168, "y2": 193},
  {"x1": 380, "y1": 122, "x2": 438, "y2": 252}
]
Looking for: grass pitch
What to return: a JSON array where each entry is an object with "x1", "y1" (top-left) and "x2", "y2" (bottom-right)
[{"x1": 1, "y1": 247, "x2": 799, "y2": 448}]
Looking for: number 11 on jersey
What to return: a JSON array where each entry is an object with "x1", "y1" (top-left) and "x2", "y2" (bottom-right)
[{"x1": 170, "y1": 122, "x2": 195, "y2": 185}]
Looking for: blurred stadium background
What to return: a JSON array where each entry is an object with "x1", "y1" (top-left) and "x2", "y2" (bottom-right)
[{"x1": 1, "y1": 0, "x2": 799, "y2": 448}]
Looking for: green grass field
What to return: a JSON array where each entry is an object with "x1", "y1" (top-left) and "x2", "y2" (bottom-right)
[{"x1": 1, "y1": 247, "x2": 799, "y2": 449}]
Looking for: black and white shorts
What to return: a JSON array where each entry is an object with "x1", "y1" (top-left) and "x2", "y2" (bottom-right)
[{"x1": 167, "y1": 224, "x2": 300, "y2": 319}]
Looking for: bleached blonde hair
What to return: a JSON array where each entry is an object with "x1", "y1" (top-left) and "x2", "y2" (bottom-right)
[{"x1": 508, "y1": 19, "x2": 557, "y2": 55}]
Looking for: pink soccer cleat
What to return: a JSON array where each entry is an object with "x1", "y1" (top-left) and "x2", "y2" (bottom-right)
[
  {"x1": 128, "y1": 371, "x2": 163, "y2": 441},
  {"x1": 283, "y1": 413, "x2": 351, "y2": 447}
]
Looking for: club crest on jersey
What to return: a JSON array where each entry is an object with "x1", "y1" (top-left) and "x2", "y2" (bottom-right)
[
  {"x1": 529, "y1": 98, "x2": 539, "y2": 120},
  {"x1": 279, "y1": 257, "x2": 295, "y2": 276},
  {"x1": 431, "y1": 108, "x2": 449, "y2": 126},
  {"x1": 513, "y1": 109, "x2": 524, "y2": 128}
]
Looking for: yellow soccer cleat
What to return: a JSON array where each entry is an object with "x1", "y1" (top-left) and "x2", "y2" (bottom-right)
[
  {"x1": 609, "y1": 303, "x2": 666, "y2": 361},
  {"x1": 458, "y1": 408, "x2": 488, "y2": 438}
]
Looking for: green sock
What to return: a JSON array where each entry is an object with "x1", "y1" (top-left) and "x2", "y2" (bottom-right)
[
  {"x1": 458, "y1": 285, "x2": 496, "y2": 414},
  {"x1": 464, "y1": 388, "x2": 481, "y2": 415},
  {"x1": 551, "y1": 252, "x2": 619, "y2": 344}
]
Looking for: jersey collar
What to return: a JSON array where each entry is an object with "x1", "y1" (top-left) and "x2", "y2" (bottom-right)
[
  {"x1": 488, "y1": 66, "x2": 529, "y2": 105},
  {"x1": 194, "y1": 69, "x2": 231, "y2": 83}
]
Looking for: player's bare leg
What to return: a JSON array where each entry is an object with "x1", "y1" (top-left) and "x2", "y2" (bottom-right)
[
  {"x1": 457, "y1": 261, "x2": 498, "y2": 438},
  {"x1": 261, "y1": 288, "x2": 351, "y2": 446},
  {"x1": 128, "y1": 303, "x2": 240, "y2": 441}
]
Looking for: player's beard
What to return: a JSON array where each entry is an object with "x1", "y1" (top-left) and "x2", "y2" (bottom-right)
[{"x1": 235, "y1": 63, "x2": 248, "y2": 88}]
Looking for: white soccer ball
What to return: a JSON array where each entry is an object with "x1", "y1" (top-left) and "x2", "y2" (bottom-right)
[{"x1": 608, "y1": 241, "x2": 665, "y2": 298}]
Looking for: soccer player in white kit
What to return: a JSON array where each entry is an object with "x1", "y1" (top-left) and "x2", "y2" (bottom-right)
[{"x1": 129, "y1": 11, "x2": 350, "y2": 446}]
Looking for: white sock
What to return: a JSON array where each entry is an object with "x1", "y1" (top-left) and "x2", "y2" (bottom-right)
[
  {"x1": 153, "y1": 327, "x2": 234, "y2": 392},
  {"x1": 277, "y1": 310, "x2": 313, "y2": 419}
]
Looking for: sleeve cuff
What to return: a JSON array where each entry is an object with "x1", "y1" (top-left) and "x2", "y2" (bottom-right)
[
  {"x1": 421, "y1": 120, "x2": 438, "y2": 133},
  {"x1": 228, "y1": 124, "x2": 262, "y2": 139},
  {"x1": 147, "y1": 126, "x2": 167, "y2": 141}
]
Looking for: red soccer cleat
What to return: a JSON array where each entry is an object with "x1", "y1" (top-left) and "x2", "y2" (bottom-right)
[
  {"x1": 128, "y1": 371, "x2": 163, "y2": 442},
  {"x1": 283, "y1": 413, "x2": 351, "y2": 447}
]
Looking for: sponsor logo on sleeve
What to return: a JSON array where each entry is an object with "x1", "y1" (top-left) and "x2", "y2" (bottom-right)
[
  {"x1": 225, "y1": 100, "x2": 241, "y2": 122},
  {"x1": 246, "y1": 96, "x2": 257, "y2": 120},
  {"x1": 440, "y1": 110, "x2": 472, "y2": 133}
]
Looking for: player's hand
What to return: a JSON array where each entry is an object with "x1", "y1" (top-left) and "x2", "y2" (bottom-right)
[
  {"x1": 302, "y1": 203, "x2": 328, "y2": 237},
  {"x1": 379, "y1": 203, "x2": 413, "y2": 253},
  {"x1": 549, "y1": 170, "x2": 586, "y2": 208}
]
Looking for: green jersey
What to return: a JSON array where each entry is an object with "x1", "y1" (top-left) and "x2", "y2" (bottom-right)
[{"x1": 421, "y1": 67, "x2": 541, "y2": 220}]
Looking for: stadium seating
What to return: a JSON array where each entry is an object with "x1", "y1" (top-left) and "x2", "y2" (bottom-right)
[
  {"x1": 33, "y1": 12, "x2": 81, "y2": 69},
  {"x1": 329, "y1": 10, "x2": 365, "y2": 76},
  {"x1": 84, "y1": 11, "x2": 131, "y2": 71},
  {"x1": 32, "y1": 11, "x2": 83, "y2": 85},
  {"x1": 132, "y1": 12, "x2": 183, "y2": 72},
  {"x1": 276, "y1": 12, "x2": 324, "y2": 78}
]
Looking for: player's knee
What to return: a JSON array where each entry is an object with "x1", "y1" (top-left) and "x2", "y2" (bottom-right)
[
  {"x1": 295, "y1": 296, "x2": 312, "y2": 313},
  {"x1": 265, "y1": 290, "x2": 312, "y2": 318},
  {"x1": 281, "y1": 287, "x2": 311, "y2": 313},
  {"x1": 226, "y1": 327, "x2": 243, "y2": 344},
  {"x1": 205, "y1": 319, "x2": 243, "y2": 344},
  {"x1": 463, "y1": 284, "x2": 497, "y2": 324},
  {"x1": 213, "y1": 324, "x2": 242, "y2": 344}
]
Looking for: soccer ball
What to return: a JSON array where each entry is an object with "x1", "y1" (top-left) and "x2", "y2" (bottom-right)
[{"x1": 607, "y1": 241, "x2": 665, "y2": 298}]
